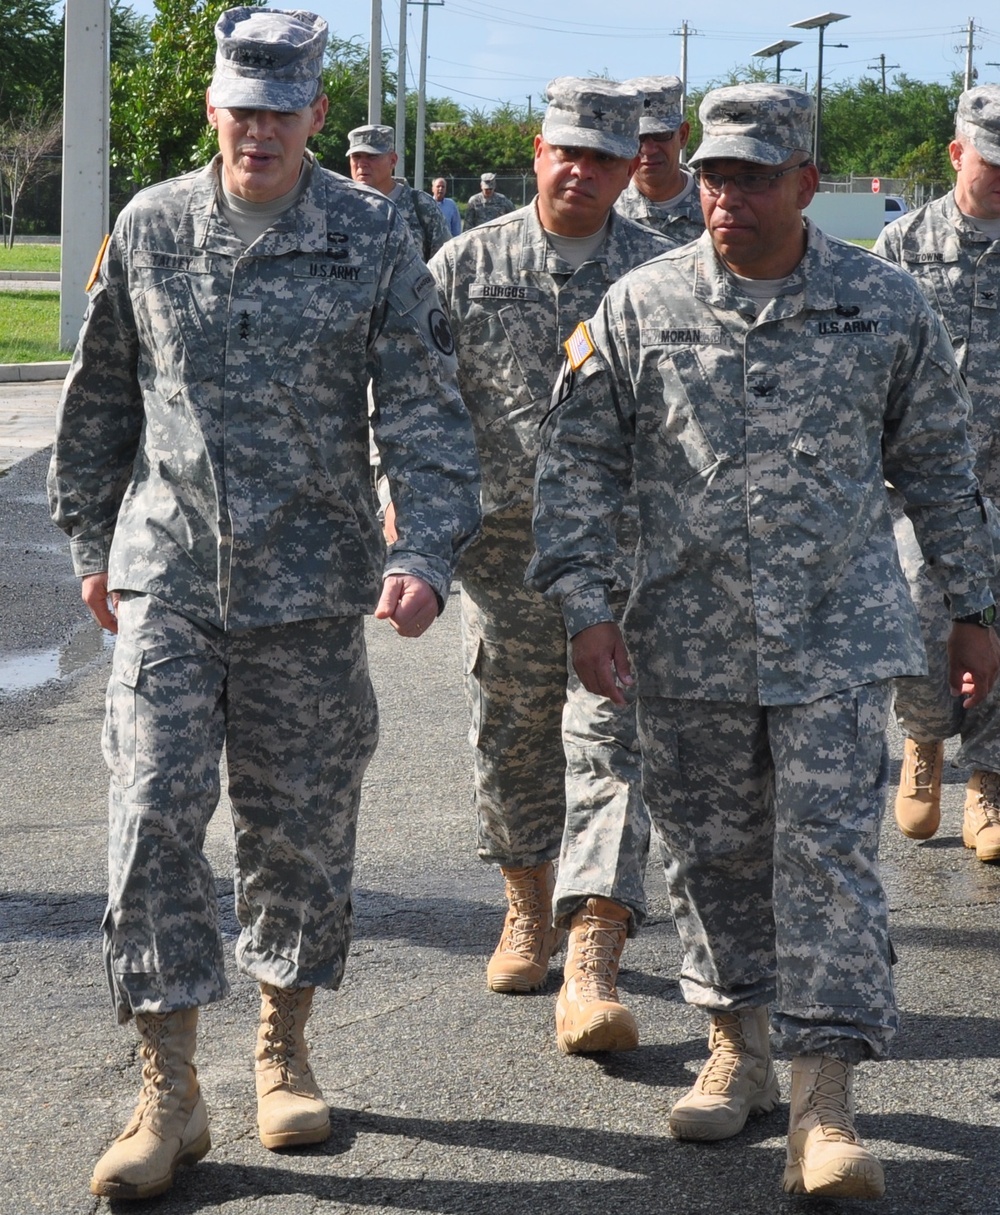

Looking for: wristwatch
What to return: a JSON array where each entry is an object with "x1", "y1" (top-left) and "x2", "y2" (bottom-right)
[{"x1": 953, "y1": 604, "x2": 998, "y2": 627}]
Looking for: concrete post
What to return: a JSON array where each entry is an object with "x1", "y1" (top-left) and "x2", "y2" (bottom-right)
[{"x1": 59, "y1": 0, "x2": 110, "y2": 352}]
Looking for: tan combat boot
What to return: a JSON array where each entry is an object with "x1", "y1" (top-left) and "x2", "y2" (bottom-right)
[
  {"x1": 894, "y1": 737, "x2": 944, "y2": 839},
  {"x1": 963, "y1": 770, "x2": 1000, "y2": 862},
  {"x1": 555, "y1": 897, "x2": 638, "y2": 1054},
  {"x1": 90, "y1": 1008, "x2": 210, "y2": 1199},
  {"x1": 668, "y1": 1007, "x2": 779, "y2": 1141},
  {"x1": 256, "y1": 983, "x2": 330, "y2": 1149},
  {"x1": 783, "y1": 1055, "x2": 885, "y2": 1199},
  {"x1": 486, "y1": 862, "x2": 565, "y2": 993}
]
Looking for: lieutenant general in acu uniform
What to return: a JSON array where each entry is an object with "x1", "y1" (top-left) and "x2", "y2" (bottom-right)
[
  {"x1": 875, "y1": 85, "x2": 1000, "y2": 861},
  {"x1": 48, "y1": 7, "x2": 479, "y2": 1201},
  {"x1": 528, "y1": 84, "x2": 1000, "y2": 1200},
  {"x1": 614, "y1": 75, "x2": 704, "y2": 245},
  {"x1": 429, "y1": 78, "x2": 671, "y2": 1056}
]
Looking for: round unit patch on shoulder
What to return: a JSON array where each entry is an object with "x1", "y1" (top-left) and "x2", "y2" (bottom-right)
[{"x1": 429, "y1": 308, "x2": 455, "y2": 356}]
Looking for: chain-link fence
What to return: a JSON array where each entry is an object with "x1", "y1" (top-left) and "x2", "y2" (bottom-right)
[
  {"x1": 818, "y1": 174, "x2": 952, "y2": 209},
  {"x1": 429, "y1": 174, "x2": 536, "y2": 214}
]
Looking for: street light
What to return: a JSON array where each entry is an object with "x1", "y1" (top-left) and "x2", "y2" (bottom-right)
[
  {"x1": 754, "y1": 39, "x2": 802, "y2": 84},
  {"x1": 790, "y1": 12, "x2": 849, "y2": 169}
]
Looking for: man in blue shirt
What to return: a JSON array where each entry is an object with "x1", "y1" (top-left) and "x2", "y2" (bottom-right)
[{"x1": 432, "y1": 176, "x2": 461, "y2": 237}]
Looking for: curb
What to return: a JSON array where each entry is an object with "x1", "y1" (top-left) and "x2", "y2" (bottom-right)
[
  {"x1": 0, "y1": 271, "x2": 60, "y2": 281},
  {"x1": 0, "y1": 362, "x2": 69, "y2": 383}
]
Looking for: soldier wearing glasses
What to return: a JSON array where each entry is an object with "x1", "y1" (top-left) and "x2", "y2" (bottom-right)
[
  {"x1": 614, "y1": 75, "x2": 703, "y2": 246},
  {"x1": 528, "y1": 84, "x2": 1000, "y2": 1200}
]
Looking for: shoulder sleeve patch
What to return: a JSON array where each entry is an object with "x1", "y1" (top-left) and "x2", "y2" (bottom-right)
[
  {"x1": 86, "y1": 234, "x2": 110, "y2": 292},
  {"x1": 564, "y1": 321, "x2": 595, "y2": 371}
]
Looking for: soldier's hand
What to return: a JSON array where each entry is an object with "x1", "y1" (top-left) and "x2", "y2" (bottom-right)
[
  {"x1": 571, "y1": 622, "x2": 634, "y2": 705},
  {"x1": 375, "y1": 574, "x2": 439, "y2": 637},
  {"x1": 82, "y1": 572, "x2": 119, "y2": 634},
  {"x1": 948, "y1": 622, "x2": 1000, "y2": 708}
]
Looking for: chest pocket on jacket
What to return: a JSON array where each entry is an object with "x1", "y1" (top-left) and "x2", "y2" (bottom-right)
[
  {"x1": 461, "y1": 299, "x2": 556, "y2": 513},
  {"x1": 650, "y1": 345, "x2": 733, "y2": 485},
  {"x1": 463, "y1": 301, "x2": 554, "y2": 426},
  {"x1": 129, "y1": 253, "x2": 220, "y2": 384},
  {"x1": 901, "y1": 255, "x2": 970, "y2": 351},
  {"x1": 788, "y1": 340, "x2": 888, "y2": 492}
]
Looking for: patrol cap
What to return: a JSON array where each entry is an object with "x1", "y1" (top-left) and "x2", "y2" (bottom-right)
[
  {"x1": 541, "y1": 77, "x2": 644, "y2": 160},
  {"x1": 627, "y1": 75, "x2": 684, "y2": 135},
  {"x1": 689, "y1": 84, "x2": 814, "y2": 167},
  {"x1": 480, "y1": 172, "x2": 496, "y2": 185},
  {"x1": 209, "y1": 7, "x2": 328, "y2": 112},
  {"x1": 956, "y1": 85, "x2": 1000, "y2": 163},
  {"x1": 347, "y1": 124, "x2": 396, "y2": 155}
]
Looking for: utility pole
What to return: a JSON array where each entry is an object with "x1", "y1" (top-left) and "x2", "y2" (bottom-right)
[
  {"x1": 671, "y1": 21, "x2": 700, "y2": 119},
  {"x1": 672, "y1": 21, "x2": 700, "y2": 162},
  {"x1": 368, "y1": 0, "x2": 382, "y2": 123},
  {"x1": 395, "y1": 0, "x2": 407, "y2": 179},
  {"x1": 867, "y1": 53, "x2": 899, "y2": 94},
  {"x1": 413, "y1": 0, "x2": 444, "y2": 191},
  {"x1": 959, "y1": 17, "x2": 980, "y2": 91}
]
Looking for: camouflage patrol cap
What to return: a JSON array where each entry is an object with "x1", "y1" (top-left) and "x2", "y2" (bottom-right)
[
  {"x1": 956, "y1": 85, "x2": 1000, "y2": 163},
  {"x1": 627, "y1": 75, "x2": 684, "y2": 135},
  {"x1": 689, "y1": 84, "x2": 814, "y2": 167},
  {"x1": 209, "y1": 7, "x2": 328, "y2": 112},
  {"x1": 480, "y1": 173, "x2": 496, "y2": 185},
  {"x1": 347, "y1": 125, "x2": 396, "y2": 155},
  {"x1": 541, "y1": 77, "x2": 644, "y2": 160}
]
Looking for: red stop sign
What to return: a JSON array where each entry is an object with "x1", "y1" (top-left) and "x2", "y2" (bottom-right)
[{"x1": 872, "y1": 177, "x2": 881, "y2": 194}]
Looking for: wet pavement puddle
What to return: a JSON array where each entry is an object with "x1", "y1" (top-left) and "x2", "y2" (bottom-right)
[{"x1": 0, "y1": 625, "x2": 113, "y2": 693}]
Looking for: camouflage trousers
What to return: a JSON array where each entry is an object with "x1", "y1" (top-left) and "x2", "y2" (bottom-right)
[
  {"x1": 101, "y1": 593, "x2": 379, "y2": 1023},
  {"x1": 460, "y1": 546, "x2": 649, "y2": 929},
  {"x1": 892, "y1": 497, "x2": 1000, "y2": 771},
  {"x1": 637, "y1": 684, "x2": 896, "y2": 1062}
]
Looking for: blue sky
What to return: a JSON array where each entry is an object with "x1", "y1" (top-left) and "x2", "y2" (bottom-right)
[{"x1": 130, "y1": 3, "x2": 1000, "y2": 112}]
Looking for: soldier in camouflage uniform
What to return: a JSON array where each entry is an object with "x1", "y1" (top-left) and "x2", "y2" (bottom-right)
[
  {"x1": 528, "y1": 84, "x2": 1000, "y2": 1199},
  {"x1": 429, "y1": 77, "x2": 671, "y2": 1056},
  {"x1": 615, "y1": 76, "x2": 704, "y2": 246},
  {"x1": 48, "y1": 8, "x2": 479, "y2": 1200},
  {"x1": 463, "y1": 172, "x2": 516, "y2": 229},
  {"x1": 346, "y1": 124, "x2": 450, "y2": 262},
  {"x1": 874, "y1": 85, "x2": 1000, "y2": 862}
]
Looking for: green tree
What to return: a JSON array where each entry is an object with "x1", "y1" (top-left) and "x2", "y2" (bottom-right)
[
  {"x1": 110, "y1": 1, "x2": 152, "y2": 74},
  {"x1": 0, "y1": 0, "x2": 62, "y2": 120},
  {"x1": 311, "y1": 36, "x2": 391, "y2": 171},
  {"x1": 427, "y1": 103, "x2": 536, "y2": 179},
  {"x1": 819, "y1": 74, "x2": 958, "y2": 176},
  {"x1": 313, "y1": 57, "x2": 466, "y2": 182},
  {"x1": 0, "y1": 96, "x2": 61, "y2": 245},
  {"x1": 895, "y1": 138, "x2": 953, "y2": 190},
  {"x1": 110, "y1": 0, "x2": 250, "y2": 192}
]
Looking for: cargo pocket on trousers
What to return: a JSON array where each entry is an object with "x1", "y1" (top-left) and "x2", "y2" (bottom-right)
[
  {"x1": 102, "y1": 641, "x2": 143, "y2": 789},
  {"x1": 463, "y1": 633, "x2": 484, "y2": 749}
]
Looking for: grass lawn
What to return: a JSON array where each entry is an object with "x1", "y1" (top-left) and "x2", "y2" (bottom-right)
[
  {"x1": 0, "y1": 243, "x2": 60, "y2": 273},
  {"x1": 0, "y1": 291, "x2": 70, "y2": 363}
]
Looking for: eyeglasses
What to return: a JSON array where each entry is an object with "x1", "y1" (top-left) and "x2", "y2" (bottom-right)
[
  {"x1": 694, "y1": 160, "x2": 813, "y2": 196},
  {"x1": 640, "y1": 131, "x2": 675, "y2": 143}
]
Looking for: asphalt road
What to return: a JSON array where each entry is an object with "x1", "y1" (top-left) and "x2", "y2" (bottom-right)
[{"x1": 2, "y1": 444, "x2": 1000, "y2": 1215}]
